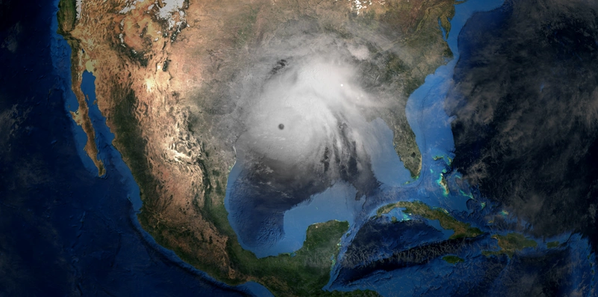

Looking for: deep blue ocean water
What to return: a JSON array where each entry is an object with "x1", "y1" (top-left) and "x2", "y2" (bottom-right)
[
  {"x1": 323, "y1": 1, "x2": 598, "y2": 295},
  {"x1": 225, "y1": 0, "x2": 508, "y2": 258},
  {"x1": 1, "y1": 0, "x2": 597, "y2": 296},
  {"x1": 0, "y1": 0, "x2": 265, "y2": 295},
  {"x1": 223, "y1": 0, "x2": 598, "y2": 295}
]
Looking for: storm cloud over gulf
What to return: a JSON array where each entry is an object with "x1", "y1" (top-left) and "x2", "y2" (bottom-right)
[
  {"x1": 221, "y1": 23, "x2": 408, "y2": 250},
  {"x1": 236, "y1": 53, "x2": 380, "y2": 191}
]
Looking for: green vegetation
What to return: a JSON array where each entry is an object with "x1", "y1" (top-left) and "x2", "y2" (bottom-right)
[
  {"x1": 101, "y1": 89, "x2": 370, "y2": 295},
  {"x1": 483, "y1": 233, "x2": 538, "y2": 258},
  {"x1": 347, "y1": 0, "x2": 460, "y2": 179},
  {"x1": 228, "y1": 221, "x2": 378, "y2": 296},
  {"x1": 110, "y1": 90, "x2": 369, "y2": 295},
  {"x1": 376, "y1": 201, "x2": 484, "y2": 239},
  {"x1": 547, "y1": 241, "x2": 560, "y2": 248},
  {"x1": 58, "y1": 0, "x2": 464, "y2": 295},
  {"x1": 56, "y1": 0, "x2": 77, "y2": 34},
  {"x1": 439, "y1": 16, "x2": 451, "y2": 40},
  {"x1": 384, "y1": 52, "x2": 411, "y2": 81},
  {"x1": 442, "y1": 255, "x2": 464, "y2": 264},
  {"x1": 232, "y1": 7, "x2": 259, "y2": 47},
  {"x1": 353, "y1": 10, "x2": 378, "y2": 29}
]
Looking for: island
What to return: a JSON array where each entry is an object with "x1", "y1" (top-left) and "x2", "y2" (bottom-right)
[
  {"x1": 547, "y1": 241, "x2": 560, "y2": 248},
  {"x1": 442, "y1": 255, "x2": 464, "y2": 264},
  {"x1": 482, "y1": 233, "x2": 538, "y2": 258},
  {"x1": 57, "y1": 0, "x2": 465, "y2": 295},
  {"x1": 376, "y1": 200, "x2": 484, "y2": 239}
]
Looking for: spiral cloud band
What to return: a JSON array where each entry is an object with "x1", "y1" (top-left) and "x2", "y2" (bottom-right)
[{"x1": 221, "y1": 26, "x2": 407, "y2": 248}]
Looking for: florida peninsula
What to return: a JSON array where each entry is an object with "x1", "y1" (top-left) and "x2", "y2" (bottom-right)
[{"x1": 58, "y1": 0, "x2": 462, "y2": 295}]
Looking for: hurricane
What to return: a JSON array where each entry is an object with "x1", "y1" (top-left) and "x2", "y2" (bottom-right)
[{"x1": 221, "y1": 26, "x2": 408, "y2": 249}]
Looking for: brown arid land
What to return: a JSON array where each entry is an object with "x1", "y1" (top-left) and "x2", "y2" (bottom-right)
[{"x1": 58, "y1": 0, "x2": 461, "y2": 295}]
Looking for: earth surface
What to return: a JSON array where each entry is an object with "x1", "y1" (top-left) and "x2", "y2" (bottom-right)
[{"x1": 1, "y1": 0, "x2": 598, "y2": 296}]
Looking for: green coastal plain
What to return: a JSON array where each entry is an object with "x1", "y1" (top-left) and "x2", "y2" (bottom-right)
[
  {"x1": 58, "y1": 0, "x2": 546, "y2": 291},
  {"x1": 58, "y1": 0, "x2": 467, "y2": 296},
  {"x1": 111, "y1": 81, "x2": 376, "y2": 297}
]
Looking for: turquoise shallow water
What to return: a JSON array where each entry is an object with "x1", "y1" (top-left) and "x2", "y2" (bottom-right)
[
  {"x1": 222, "y1": 0, "x2": 594, "y2": 294},
  {"x1": 323, "y1": 1, "x2": 507, "y2": 292},
  {"x1": 51, "y1": 0, "x2": 598, "y2": 295},
  {"x1": 224, "y1": 0, "x2": 505, "y2": 259},
  {"x1": 226, "y1": 117, "x2": 414, "y2": 258},
  {"x1": 324, "y1": 1, "x2": 598, "y2": 295}
]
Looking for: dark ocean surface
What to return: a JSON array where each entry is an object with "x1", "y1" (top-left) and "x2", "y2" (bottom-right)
[
  {"x1": 0, "y1": 0, "x2": 258, "y2": 295},
  {"x1": 450, "y1": 0, "x2": 598, "y2": 254},
  {"x1": 1, "y1": 0, "x2": 597, "y2": 296}
]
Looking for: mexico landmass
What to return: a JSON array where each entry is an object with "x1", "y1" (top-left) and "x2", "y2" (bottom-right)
[{"x1": 57, "y1": 0, "x2": 462, "y2": 295}]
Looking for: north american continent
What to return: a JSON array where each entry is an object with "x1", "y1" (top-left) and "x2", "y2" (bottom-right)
[{"x1": 58, "y1": 0, "x2": 461, "y2": 295}]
